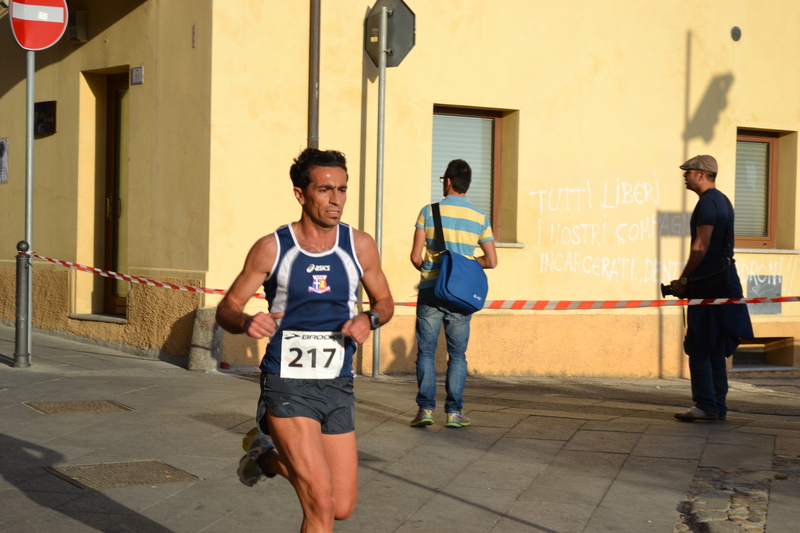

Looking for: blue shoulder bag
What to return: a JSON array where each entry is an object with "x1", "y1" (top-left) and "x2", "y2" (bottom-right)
[{"x1": 431, "y1": 203, "x2": 488, "y2": 314}]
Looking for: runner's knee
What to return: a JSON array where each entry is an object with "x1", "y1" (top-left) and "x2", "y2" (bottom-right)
[
  {"x1": 334, "y1": 493, "x2": 357, "y2": 520},
  {"x1": 302, "y1": 487, "x2": 335, "y2": 521}
]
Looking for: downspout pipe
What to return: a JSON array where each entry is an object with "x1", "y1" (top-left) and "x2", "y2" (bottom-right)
[{"x1": 308, "y1": 0, "x2": 321, "y2": 148}]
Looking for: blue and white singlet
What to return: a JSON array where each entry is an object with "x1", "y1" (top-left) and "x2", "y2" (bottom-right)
[{"x1": 259, "y1": 223, "x2": 363, "y2": 378}]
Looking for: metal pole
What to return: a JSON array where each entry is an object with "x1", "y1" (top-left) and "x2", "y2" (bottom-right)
[
  {"x1": 20, "y1": 50, "x2": 35, "y2": 363},
  {"x1": 307, "y1": 0, "x2": 321, "y2": 149},
  {"x1": 372, "y1": 6, "x2": 389, "y2": 377},
  {"x1": 14, "y1": 242, "x2": 31, "y2": 368}
]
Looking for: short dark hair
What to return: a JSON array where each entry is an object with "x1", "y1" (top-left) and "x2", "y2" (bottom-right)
[
  {"x1": 289, "y1": 148, "x2": 348, "y2": 190},
  {"x1": 706, "y1": 171, "x2": 717, "y2": 180},
  {"x1": 443, "y1": 159, "x2": 471, "y2": 194}
]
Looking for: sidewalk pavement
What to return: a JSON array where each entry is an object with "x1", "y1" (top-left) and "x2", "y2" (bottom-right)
[{"x1": 1, "y1": 324, "x2": 799, "y2": 533}]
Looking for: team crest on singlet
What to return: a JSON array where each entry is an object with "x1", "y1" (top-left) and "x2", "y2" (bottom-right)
[{"x1": 308, "y1": 274, "x2": 332, "y2": 294}]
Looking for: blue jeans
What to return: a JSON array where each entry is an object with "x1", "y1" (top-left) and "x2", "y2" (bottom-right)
[
  {"x1": 689, "y1": 341, "x2": 728, "y2": 417},
  {"x1": 415, "y1": 287, "x2": 472, "y2": 413}
]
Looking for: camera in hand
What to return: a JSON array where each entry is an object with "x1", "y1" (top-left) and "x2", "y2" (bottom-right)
[{"x1": 660, "y1": 283, "x2": 673, "y2": 298}]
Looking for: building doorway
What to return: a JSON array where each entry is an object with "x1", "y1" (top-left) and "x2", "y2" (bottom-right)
[{"x1": 104, "y1": 73, "x2": 130, "y2": 315}]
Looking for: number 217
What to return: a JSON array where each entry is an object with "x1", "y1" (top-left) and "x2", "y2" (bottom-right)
[{"x1": 288, "y1": 348, "x2": 337, "y2": 368}]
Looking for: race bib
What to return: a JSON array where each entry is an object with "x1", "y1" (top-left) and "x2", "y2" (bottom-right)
[{"x1": 280, "y1": 330, "x2": 345, "y2": 379}]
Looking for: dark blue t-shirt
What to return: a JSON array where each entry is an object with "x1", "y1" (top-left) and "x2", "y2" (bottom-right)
[{"x1": 691, "y1": 188, "x2": 734, "y2": 275}]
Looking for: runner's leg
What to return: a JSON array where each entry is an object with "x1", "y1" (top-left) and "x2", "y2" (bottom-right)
[
  {"x1": 267, "y1": 412, "x2": 356, "y2": 532},
  {"x1": 321, "y1": 431, "x2": 358, "y2": 520}
]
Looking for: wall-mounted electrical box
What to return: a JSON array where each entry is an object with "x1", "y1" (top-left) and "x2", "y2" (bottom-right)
[{"x1": 68, "y1": 10, "x2": 88, "y2": 43}]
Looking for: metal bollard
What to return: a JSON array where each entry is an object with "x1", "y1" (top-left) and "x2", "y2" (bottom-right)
[{"x1": 14, "y1": 241, "x2": 31, "y2": 368}]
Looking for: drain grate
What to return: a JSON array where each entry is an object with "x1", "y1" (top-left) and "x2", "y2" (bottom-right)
[
  {"x1": 46, "y1": 460, "x2": 201, "y2": 489},
  {"x1": 25, "y1": 399, "x2": 134, "y2": 414}
]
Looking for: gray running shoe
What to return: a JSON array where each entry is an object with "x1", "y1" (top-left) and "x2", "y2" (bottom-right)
[{"x1": 237, "y1": 430, "x2": 276, "y2": 487}]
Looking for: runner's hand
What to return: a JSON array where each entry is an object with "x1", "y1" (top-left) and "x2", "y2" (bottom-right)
[
  {"x1": 341, "y1": 314, "x2": 371, "y2": 344},
  {"x1": 245, "y1": 312, "x2": 284, "y2": 339}
]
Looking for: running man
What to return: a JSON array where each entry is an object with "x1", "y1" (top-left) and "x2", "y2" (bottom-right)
[{"x1": 216, "y1": 148, "x2": 394, "y2": 532}]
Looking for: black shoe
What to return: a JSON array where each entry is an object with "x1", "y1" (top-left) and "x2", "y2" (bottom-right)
[{"x1": 674, "y1": 406, "x2": 719, "y2": 421}]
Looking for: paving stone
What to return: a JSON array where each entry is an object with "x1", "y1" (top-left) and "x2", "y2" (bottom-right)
[
  {"x1": 632, "y1": 434, "x2": 706, "y2": 459},
  {"x1": 693, "y1": 511, "x2": 729, "y2": 523},
  {"x1": 703, "y1": 521, "x2": 747, "y2": 532},
  {"x1": 563, "y1": 429, "x2": 641, "y2": 453},
  {"x1": 692, "y1": 498, "x2": 731, "y2": 512},
  {"x1": 765, "y1": 480, "x2": 800, "y2": 533},
  {"x1": 543, "y1": 450, "x2": 627, "y2": 478},
  {"x1": 520, "y1": 472, "x2": 612, "y2": 506},
  {"x1": 700, "y1": 444, "x2": 774, "y2": 470},
  {"x1": 503, "y1": 415, "x2": 585, "y2": 440}
]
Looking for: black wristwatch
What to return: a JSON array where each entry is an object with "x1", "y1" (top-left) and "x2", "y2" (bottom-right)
[{"x1": 364, "y1": 310, "x2": 380, "y2": 330}]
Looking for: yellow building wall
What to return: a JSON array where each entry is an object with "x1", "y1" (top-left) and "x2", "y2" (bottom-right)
[
  {"x1": 204, "y1": 1, "x2": 800, "y2": 376},
  {"x1": 1, "y1": 1, "x2": 800, "y2": 375},
  {"x1": 0, "y1": 1, "x2": 213, "y2": 357}
]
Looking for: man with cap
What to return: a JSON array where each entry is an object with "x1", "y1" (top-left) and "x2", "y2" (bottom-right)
[{"x1": 669, "y1": 155, "x2": 753, "y2": 421}]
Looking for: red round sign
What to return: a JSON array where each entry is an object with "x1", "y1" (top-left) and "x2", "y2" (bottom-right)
[{"x1": 9, "y1": 0, "x2": 68, "y2": 51}]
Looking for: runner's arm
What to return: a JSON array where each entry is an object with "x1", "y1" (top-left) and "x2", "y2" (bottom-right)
[
  {"x1": 342, "y1": 230, "x2": 394, "y2": 343},
  {"x1": 216, "y1": 235, "x2": 284, "y2": 339}
]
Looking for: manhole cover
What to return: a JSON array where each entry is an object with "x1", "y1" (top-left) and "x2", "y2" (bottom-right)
[
  {"x1": 25, "y1": 400, "x2": 134, "y2": 414},
  {"x1": 46, "y1": 461, "x2": 201, "y2": 489}
]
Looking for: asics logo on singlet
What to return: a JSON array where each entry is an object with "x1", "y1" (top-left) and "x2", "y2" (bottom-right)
[
  {"x1": 306, "y1": 264, "x2": 331, "y2": 273},
  {"x1": 302, "y1": 333, "x2": 343, "y2": 340}
]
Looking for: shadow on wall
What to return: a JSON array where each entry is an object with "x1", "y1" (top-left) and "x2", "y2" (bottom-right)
[
  {"x1": 683, "y1": 73, "x2": 734, "y2": 144},
  {"x1": 162, "y1": 308, "x2": 198, "y2": 360},
  {"x1": 381, "y1": 331, "x2": 449, "y2": 375},
  {"x1": 0, "y1": 1, "x2": 149, "y2": 100},
  {"x1": 0, "y1": 432, "x2": 177, "y2": 532}
]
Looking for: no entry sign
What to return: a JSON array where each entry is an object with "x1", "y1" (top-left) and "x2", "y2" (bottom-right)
[{"x1": 9, "y1": 0, "x2": 68, "y2": 51}]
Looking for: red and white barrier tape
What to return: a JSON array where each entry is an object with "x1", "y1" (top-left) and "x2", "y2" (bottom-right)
[
  {"x1": 24, "y1": 251, "x2": 267, "y2": 300},
  {"x1": 22, "y1": 251, "x2": 795, "y2": 310}
]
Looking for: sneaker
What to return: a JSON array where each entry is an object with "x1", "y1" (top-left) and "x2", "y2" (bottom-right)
[
  {"x1": 674, "y1": 406, "x2": 719, "y2": 422},
  {"x1": 410, "y1": 408, "x2": 434, "y2": 427},
  {"x1": 237, "y1": 430, "x2": 277, "y2": 487},
  {"x1": 241, "y1": 427, "x2": 260, "y2": 452},
  {"x1": 446, "y1": 411, "x2": 471, "y2": 428}
]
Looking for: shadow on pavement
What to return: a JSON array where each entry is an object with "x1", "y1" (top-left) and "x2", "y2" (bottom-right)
[{"x1": 0, "y1": 432, "x2": 176, "y2": 532}]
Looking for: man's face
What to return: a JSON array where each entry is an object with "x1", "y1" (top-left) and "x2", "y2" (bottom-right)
[
  {"x1": 295, "y1": 166, "x2": 348, "y2": 227},
  {"x1": 683, "y1": 169, "x2": 703, "y2": 193}
]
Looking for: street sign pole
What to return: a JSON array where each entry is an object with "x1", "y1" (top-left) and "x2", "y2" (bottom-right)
[
  {"x1": 23, "y1": 50, "x2": 34, "y2": 365},
  {"x1": 15, "y1": 50, "x2": 34, "y2": 368},
  {"x1": 365, "y1": 0, "x2": 414, "y2": 377},
  {"x1": 372, "y1": 6, "x2": 389, "y2": 377}
]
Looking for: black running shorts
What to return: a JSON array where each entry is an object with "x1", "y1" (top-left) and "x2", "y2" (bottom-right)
[{"x1": 256, "y1": 372, "x2": 355, "y2": 435}]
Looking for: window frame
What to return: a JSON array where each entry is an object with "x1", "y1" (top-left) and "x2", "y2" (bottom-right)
[
  {"x1": 735, "y1": 130, "x2": 779, "y2": 249},
  {"x1": 433, "y1": 105, "x2": 504, "y2": 236}
]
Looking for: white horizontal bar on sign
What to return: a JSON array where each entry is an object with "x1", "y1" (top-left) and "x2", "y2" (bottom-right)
[{"x1": 11, "y1": 3, "x2": 65, "y2": 23}]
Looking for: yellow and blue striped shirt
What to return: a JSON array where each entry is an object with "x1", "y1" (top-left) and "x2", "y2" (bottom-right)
[{"x1": 415, "y1": 195, "x2": 494, "y2": 289}]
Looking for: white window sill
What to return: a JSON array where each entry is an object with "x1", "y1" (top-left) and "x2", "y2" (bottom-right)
[{"x1": 735, "y1": 248, "x2": 800, "y2": 255}]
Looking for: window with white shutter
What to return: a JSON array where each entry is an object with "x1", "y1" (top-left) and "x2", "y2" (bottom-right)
[
  {"x1": 431, "y1": 107, "x2": 502, "y2": 233},
  {"x1": 735, "y1": 131, "x2": 778, "y2": 248}
]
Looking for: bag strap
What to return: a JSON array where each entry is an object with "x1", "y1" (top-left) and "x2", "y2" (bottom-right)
[{"x1": 431, "y1": 203, "x2": 447, "y2": 253}]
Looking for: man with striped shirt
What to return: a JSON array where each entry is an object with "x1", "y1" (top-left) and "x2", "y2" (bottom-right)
[{"x1": 409, "y1": 159, "x2": 498, "y2": 428}]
